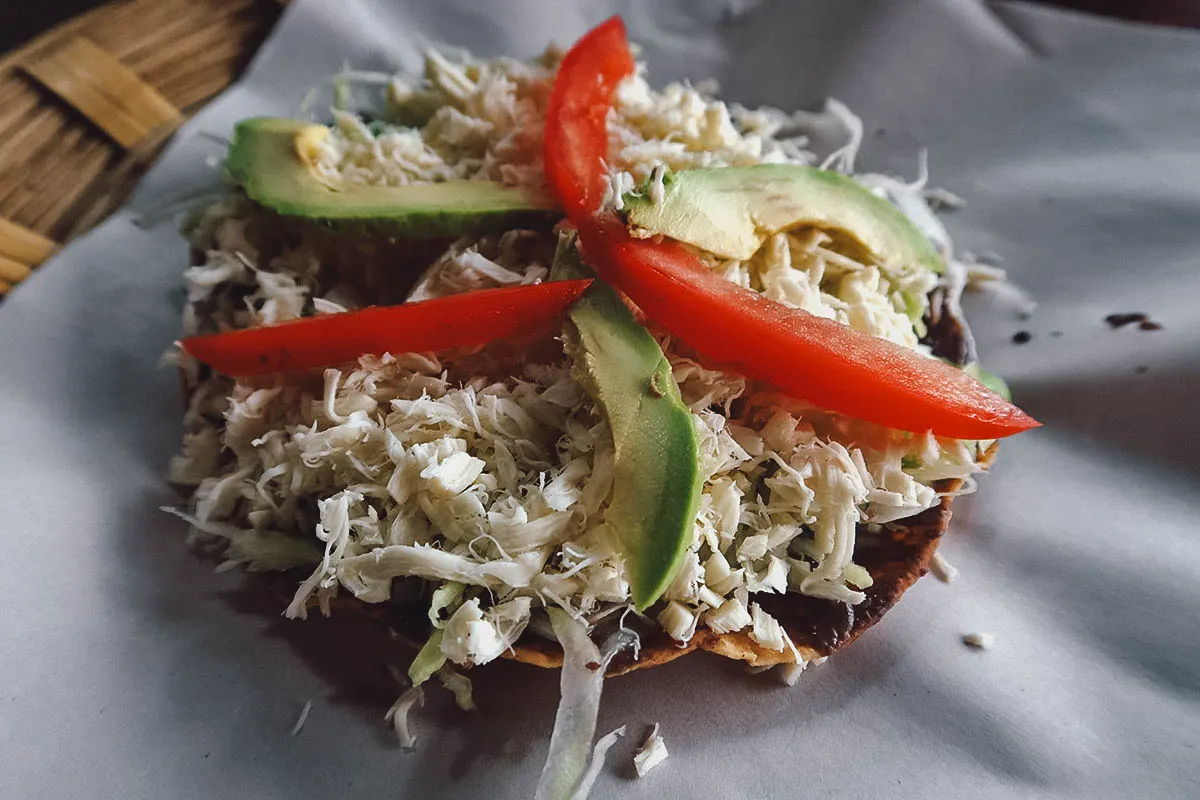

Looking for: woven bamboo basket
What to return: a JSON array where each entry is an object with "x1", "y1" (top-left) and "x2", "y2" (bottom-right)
[{"x1": 0, "y1": 0, "x2": 285, "y2": 295}]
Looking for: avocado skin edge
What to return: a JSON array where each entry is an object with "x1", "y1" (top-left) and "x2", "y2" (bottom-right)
[
  {"x1": 225, "y1": 117, "x2": 561, "y2": 240},
  {"x1": 551, "y1": 235, "x2": 702, "y2": 612}
]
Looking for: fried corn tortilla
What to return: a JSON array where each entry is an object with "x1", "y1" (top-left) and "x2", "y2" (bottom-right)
[{"x1": 506, "y1": 472, "x2": 981, "y2": 675}]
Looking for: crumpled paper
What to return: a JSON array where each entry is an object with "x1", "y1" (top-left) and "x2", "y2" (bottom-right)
[{"x1": 1, "y1": 1, "x2": 1197, "y2": 797}]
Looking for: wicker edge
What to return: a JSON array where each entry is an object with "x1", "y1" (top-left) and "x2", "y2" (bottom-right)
[
  {"x1": 0, "y1": 0, "x2": 283, "y2": 296},
  {"x1": 0, "y1": 4, "x2": 111, "y2": 295}
]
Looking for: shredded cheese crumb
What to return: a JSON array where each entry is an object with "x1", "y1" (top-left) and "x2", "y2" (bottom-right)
[
  {"x1": 749, "y1": 603, "x2": 786, "y2": 652},
  {"x1": 657, "y1": 601, "x2": 699, "y2": 643},
  {"x1": 930, "y1": 552, "x2": 959, "y2": 584},
  {"x1": 779, "y1": 662, "x2": 807, "y2": 687},
  {"x1": 634, "y1": 723, "x2": 669, "y2": 777},
  {"x1": 290, "y1": 700, "x2": 313, "y2": 737},
  {"x1": 384, "y1": 687, "x2": 425, "y2": 748},
  {"x1": 704, "y1": 596, "x2": 752, "y2": 634}
]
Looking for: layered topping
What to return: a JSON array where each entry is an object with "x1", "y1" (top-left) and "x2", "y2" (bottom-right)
[
  {"x1": 174, "y1": 329, "x2": 982, "y2": 664},
  {"x1": 173, "y1": 18, "x2": 1034, "y2": 681}
]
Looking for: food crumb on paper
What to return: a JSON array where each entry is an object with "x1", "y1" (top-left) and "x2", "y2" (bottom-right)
[
  {"x1": 634, "y1": 723, "x2": 669, "y2": 777},
  {"x1": 963, "y1": 632, "x2": 995, "y2": 650},
  {"x1": 385, "y1": 687, "x2": 425, "y2": 748},
  {"x1": 930, "y1": 552, "x2": 958, "y2": 584},
  {"x1": 1104, "y1": 312, "x2": 1163, "y2": 331},
  {"x1": 290, "y1": 700, "x2": 313, "y2": 737}
]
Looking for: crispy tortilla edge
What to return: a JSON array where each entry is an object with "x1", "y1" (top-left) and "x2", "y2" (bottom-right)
[{"x1": 503, "y1": 446, "x2": 995, "y2": 676}]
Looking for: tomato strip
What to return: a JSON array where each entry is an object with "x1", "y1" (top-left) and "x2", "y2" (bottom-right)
[
  {"x1": 182, "y1": 280, "x2": 593, "y2": 377},
  {"x1": 543, "y1": 16, "x2": 635, "y2": 218},
  {"x1": 544, "y1": 20, "x2": 1037, "y2": 439},
  {"x1": 577, "y1": 217, "x2": 1038, "y2": 439}
]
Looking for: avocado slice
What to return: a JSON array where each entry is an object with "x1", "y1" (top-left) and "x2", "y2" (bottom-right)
[
  {"x1": 550, "y1": 236, "x2": 702, "y2": 611},
  {"x1": 623, "y1": 165, "x2": 944, "y2": 274},
  {"x1": 225, "y1": 118, "x2": 559, "y2": 239}
]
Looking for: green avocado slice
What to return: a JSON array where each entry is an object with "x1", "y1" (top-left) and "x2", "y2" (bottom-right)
[
  {"x1": 225, "y1": 117, "x2": 559, "y2": 239},
  {"x1": 623, "y1": 164, "x2": 944, "y2": 274},
  {"x1": 550, "y1": 236, "x2": 702, "y2": 611}
]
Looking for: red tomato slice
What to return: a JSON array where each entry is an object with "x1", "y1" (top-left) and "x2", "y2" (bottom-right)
[
  {"x1": 577, "y1": 217, "x2": 1039, "y2": 439},
  {"x1": 545, "y1": 18, "x2": 1037, "y2": 439},
  {"x1": 182, "y1": 280, "x2": 592, "y2": 377},
  {"x1": 543, "y1": 16, "x2": 635, "y2": 218}
]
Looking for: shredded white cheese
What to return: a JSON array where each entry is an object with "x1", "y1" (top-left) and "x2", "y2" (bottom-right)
[
  {"x1": 657, "y1": 601, "x2": 699, "y2": 644},
  {"x1": 748, "y1": 603, "x2": 786, "y2": 653},
  {"x1": 704, "y1": 596, "x2": 752, "y2": 634},
  {"x1": 633, "y1": 723, "x2": 669, "y2": 777}
]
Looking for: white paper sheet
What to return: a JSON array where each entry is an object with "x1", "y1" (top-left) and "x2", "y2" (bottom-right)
[{"x1": 2, "y1": 2, "x2": 1197, "y2": 797}]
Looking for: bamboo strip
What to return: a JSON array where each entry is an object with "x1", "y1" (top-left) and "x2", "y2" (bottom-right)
[
  {"x1": 26, "y1": 141, "x2": 114, "y2": 232},
  {"x1": 0, "y1": 106, "x2": 69, "y2": 169},
  {"x1": 0, "y1": 75, "x2": 33, "y2": 107},
  {"x1": 60, "y1": 157, "x2": 155, "y2": 241},
  {"x1": 0, "y1": 217, "x2": 57, "y2": 265},
  {"x1": 169, "y1": 66, "x2": 242, "y2": 112},
  {"x1": 87, "y1": 0, "x2": 204, "y2": 54},
  {"x1": 0, "y1": 87, "x2": 44, "y2": 139},
  {"x1": 153, "y1": 39, "x2": 262, "y2": 101},
  {"x1": 125, "y1": 4, "x2": 257, "y2": 74},
  {"x1": 1, "y1": 125, "x2": 90, "y2": 221},
  {"x1": 0, "y1": 117, "x2": 88, "y2": 212},
  {"x1": 22, "y1": 37, "x2": 183, "y2": 149},
  {"x1": 0, "y1": 254, "x2": 33, "y2": 283},
  {"x1": 154, "y1": 39, "x2": 264, "y2": 94}
]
